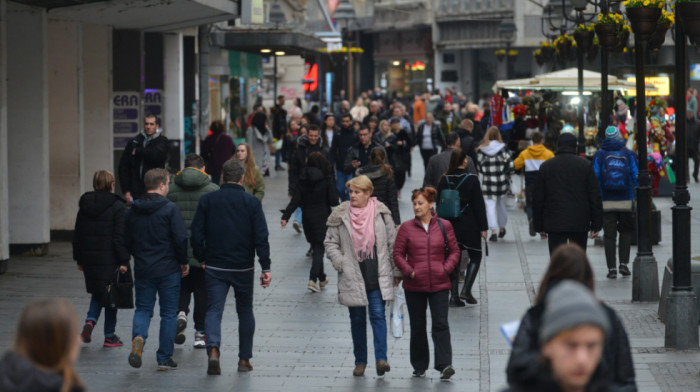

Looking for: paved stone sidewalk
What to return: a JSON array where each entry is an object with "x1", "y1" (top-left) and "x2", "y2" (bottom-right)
[{"x1": 1, "y1": 150, "x2": 699, "y2": 391}]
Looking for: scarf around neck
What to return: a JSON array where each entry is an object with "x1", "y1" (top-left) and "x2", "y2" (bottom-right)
[{"x1": 348, "y1": 197, "x2": 377, "y2": 262}]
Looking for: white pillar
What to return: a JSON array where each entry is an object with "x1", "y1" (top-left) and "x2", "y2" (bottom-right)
[
  {"x1": 81, "y1": 23, "x2": 113, "y2": 192},
  {"x1": 7, "y1": 2, "x2": 49, "y2": 252},
  {"x1": 164, "y1": 32, "x2": 184, "y2": 166},
  {"x1": 0, "y1": 0, "x2": 9, "y2": 269},
  {"x1": 48, "y1": 19, "x2": 81, "y2": 232}
]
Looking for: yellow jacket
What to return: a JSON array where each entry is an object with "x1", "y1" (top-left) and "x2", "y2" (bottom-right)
[{"x1": 514, "y1": 144, "x2": 554, "y2": 172}]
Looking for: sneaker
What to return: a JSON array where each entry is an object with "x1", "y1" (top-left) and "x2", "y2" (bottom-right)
[
  {"x1": 293, "y1": 221, "x2": 302, "y2": 233},
  {"x1": 449, "y1": 297, "x2": 466, "y2": 307},
  {"x1": 619, "y1": 263, "x2": 631, "y2": 276},
  {"x1": 376, "y1": 360, "x2": 391, "y2": 376},
  {"x1": 157, "y1": 358, "x2": 178, "y2": 371},
  {"x1": 81, "y1": 321, "x2": 95, "y2": 343},
  {"x1": 308, "y1": 280, "x2": 320, "y2": 293},
  {"x1": 104, "y1": 335, "x2": 124, "y2": 348},
  {"x1": 440, "y1": 365, "x2": 455, "y2": 381},
  {"x1": 275, "y1": 165, "x2": 285, "y2": 171},
  {"x1": 353, "y1": 364, "x2": 366, "y2": 376},
  {"x1": 175, "y1": 312, "x2": 187, "y2": 345},
  {"x1": 528, "y1": 219, "x2": 536, "y2": 237},
  {"x1": 319, "y1": 277, "x2": 329, "y2": 289},
  {"x1": 607, "y1": 269, "x2": 617, "y2": 279},
  {"x1": 412, "y1": 369, "x2": 426, "y2": 378},
  {"x1": 194, "y1": 331, "x2": 206, "y2": 348},
  {"x1": 128, "y1": 336, "x2": 145, "y2": 368}
]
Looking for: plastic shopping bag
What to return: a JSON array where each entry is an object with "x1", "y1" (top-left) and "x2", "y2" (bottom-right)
[{"x1": 390, "y1": 288, "x2": 405, "y2": 338}]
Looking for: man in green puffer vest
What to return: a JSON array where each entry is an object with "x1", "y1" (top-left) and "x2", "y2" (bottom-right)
[{"x1": 167, "y1": 153, "x2": 219, "y2": 348}]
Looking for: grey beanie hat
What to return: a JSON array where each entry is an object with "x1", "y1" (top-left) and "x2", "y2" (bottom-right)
[{"x1": 539, "y1": 280, "x2": 611, "y2": 344}]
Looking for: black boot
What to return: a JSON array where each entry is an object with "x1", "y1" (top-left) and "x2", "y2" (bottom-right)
[
  {"x1": 449, "y1": 270, "x2": 465, "y2": 307},
  {"x1": 460, "y1": 261, "x2": 481, "y2": 304}
]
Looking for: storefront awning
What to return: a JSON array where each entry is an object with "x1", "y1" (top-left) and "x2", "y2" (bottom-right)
[{"x1": 211, "y1": 29, "x2": 326, "y2": 57}]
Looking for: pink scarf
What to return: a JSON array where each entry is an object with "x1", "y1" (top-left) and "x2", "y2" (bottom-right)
[{"x1": 348, "y1": 197, "x2": 377, "y2": 262}]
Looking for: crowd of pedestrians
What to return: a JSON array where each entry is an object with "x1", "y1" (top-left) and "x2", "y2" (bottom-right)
[{"x1": 0, "y1": 89, "x2": 645, "y2": 392}]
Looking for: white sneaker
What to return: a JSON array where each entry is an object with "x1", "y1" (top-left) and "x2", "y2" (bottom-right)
[
  {"x1": 194, "y1": 331, "x2": 206, "y2": 348},
  {"x1": 175, "y1": 312, "x2": 187, "y2": 345}
]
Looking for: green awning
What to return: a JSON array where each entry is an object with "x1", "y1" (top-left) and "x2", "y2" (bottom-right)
[{"x1": 229, "y1": 50, "x2": 262, "y2": 79}]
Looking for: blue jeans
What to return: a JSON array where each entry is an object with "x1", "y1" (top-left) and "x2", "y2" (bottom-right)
[
  {"x1": 336, "y1": 170, "x2": 353, "y2": 202},
  {"x1": 132, "y1": 272, "x2": 180, "y2": 364},
  {"x1": 86, "y1": 294, "x2": 117, "y2": 338},
  {"x1": 294, "y1": 207, "x2": 302, "y2": 225},
  {"x1": 205, "y1": 269, "x2": 255, "y2": 360},
  {"x1": 348, "y1": 289, "x2": 387, "y2": 365}
]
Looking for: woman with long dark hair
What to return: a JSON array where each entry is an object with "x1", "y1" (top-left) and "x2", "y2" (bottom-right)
[
  {"x1": 246, "y1": 111, "x2": 274, "y2": 176},
  {"x1": 0, "y1": 298, "x2": 85, "y2": 392},
  {"x1": 437, "y1": 148, "x2": 488, "y2": 306},
  {"x1": 356, "y1": 147, "x2": 400, "y2": 226},
  {"x1": 506, "y1": 244, "x2": 636, "y2": 391},
  {"x1": 281, "y1": 152, "x2": 339, "y2": 292}
]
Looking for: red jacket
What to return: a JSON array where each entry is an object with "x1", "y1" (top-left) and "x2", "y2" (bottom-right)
[{"x1": 393, "y1": 214, "x2": 460, "y2": 293}]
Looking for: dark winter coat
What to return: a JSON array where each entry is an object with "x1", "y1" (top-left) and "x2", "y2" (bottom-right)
[
  {"x1": 191, "y1": 183, "x2": 271, "y2": 271},
  {"x1": 0, "y1": 351, "x2": 85, "y2": 392},
  {"x1": 282, "y1": 167, "x2": 339, "y2": 244},
  {"x1": 455, "y1": 128, "x2": 480, "y2": 170},
  {"x1": 330, "y1": 127, "x2": 358, "y2": 171},
  {"x1": 126, "y1": 193, "x2": 188, "y2": 279},
  {"x1": 201, "y1": 133, "x2": 237, "y2": 181},
  {"x1": 506, "y1": 283, "x2": 636, "y2": 392},
  {"x1": 415, "y1": 121, "x2": 446, "y2": 151},
  {"x1": 167, "y1": 168, "x2": 220, "y2": 267},
  {"x1": 533, "y1": 142, "x2": 603, "y2": 234},
  {"x1": 393, "y1": 214, "x2": 460, "y2": 293},
  {"x1": 437, "y1": 169, "x2": 488, "y2": 249},
  {"x1": 288, "y1": 134, "x2": 331, "y2": 195},
  {"x1": 385, "y1": 130, "x2": 411, "y2": 173},
  {"x1": 356, "y1": 164, "x2": 401, "y2": 225},
  {"x1": 73, "y1": 191, "x2": 130, "y2": 295},
  {"x1": 343, "y1": 141, "x2": 385, "y2": 174},
  {"x1": 423, "y1": 148, "x2": 477, "y2": 188},
  {"x1": 118, "y1": 130, "x2": 169, "y2": 197}
]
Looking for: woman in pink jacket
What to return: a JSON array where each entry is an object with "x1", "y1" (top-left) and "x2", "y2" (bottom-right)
[{"x1": 393, "y1": 187, "x2": 460, "y2": 380}]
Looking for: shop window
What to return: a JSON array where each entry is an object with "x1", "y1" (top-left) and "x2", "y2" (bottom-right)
[
  {"x1": 443, "y1": 53, "x2": 456, "y2": 64},
  {"x1": 441, "y1": 70, "x2": 458, "y2": 82}
]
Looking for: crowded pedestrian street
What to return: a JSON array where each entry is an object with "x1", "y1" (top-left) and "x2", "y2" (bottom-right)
[{"x1": 1, "y1": 150, "x2": 699, "y2": 391}]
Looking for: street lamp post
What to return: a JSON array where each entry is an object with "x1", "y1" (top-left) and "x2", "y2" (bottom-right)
[
  {"x1": 334, "y1": 0, "x2": 356, "y2": 101},
  {"x1": 268, "y1": 2, "x2": 286, "y2": 99},
  {"x1": 571, "y1": 0, "x2": 588, "y2": 154},
  {"x1": 498, "y1": 20, "x2": 517, "y2": 80},
  {"x1": 665, "y1": 9, "x2": 699, "y2": 349}
]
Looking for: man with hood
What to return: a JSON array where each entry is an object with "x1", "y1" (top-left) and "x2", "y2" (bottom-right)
[
  {"x1": 126, "y1": 168, "x2": 189, "y2": 371},
  {"x1": 167, "y1": 153, "x2": 219, "y2": 348},
  {"x1": 533, "y1": 133, "x2": 603, "y2": 254},
  {"x1": 118, "y1": 114, "x2": 169, "y2": 203},
  {"x1": 593, "y1": 127, "x2": 638, "y2": 279},
  {"x1": 514, "y1": 131, "x2": 554, "y2": 237}
]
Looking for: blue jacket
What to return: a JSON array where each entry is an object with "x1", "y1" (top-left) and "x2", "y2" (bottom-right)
[
  {"x1": 190, "y1": 183, "x2": 271, "y2": 271},
  {"x1": 126, "y1": 193, "x2": 188, "y2": 279},
  {"x1": 593, "y1": 139, "x2": 638, "y2": 202}
]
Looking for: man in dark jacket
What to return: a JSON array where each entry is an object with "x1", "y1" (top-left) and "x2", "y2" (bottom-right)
[
  {"x1": 415, "y1": 113, "x2": 446, "y2": 169},
  {"x1": 331, "y1": 113, "x2": 358, "y2": 201},
  {"x1": 270, "y1": 95, "x2": 287, "y2": 171},
  {"x1": 126, "y1": 168, "x2": 189, "y2": 371},
  {"x1": 118, "y1": 114, "x2": 169, "y2": 203},
  {"x1": 167, "y1": 153, "x2": 219, "y2": 348},
  {"x1": 533, "y1": 133, "x2": 603, "y2": 254},
  {"x1": 343, "y1": 125, "x2": 384, "y2": 173},
  {"x1": 190, "y1": 159, "x2": 271, "y2": 375},
  {"x1": 423, "y1": 133, "x2": 476, "y2": 188},
  {"x1": 593, "y1": 126, "x2": 638, "y2": 279},
  {"x1": 454, "y1": 119, "x2": 479, "y2": 170}
]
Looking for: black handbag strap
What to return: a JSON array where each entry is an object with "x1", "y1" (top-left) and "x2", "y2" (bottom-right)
[{"x1": 436, "y1": 218, "x2": 449, "y2": 259}]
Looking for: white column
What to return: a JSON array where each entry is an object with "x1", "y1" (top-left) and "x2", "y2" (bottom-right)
[
  {"x1": 48, "y1": 19, "x2": 81, "y2": 232},
  {"x1": 7, "y1": 2, "x2": 49, "y2": 250},
  {"x1": 164, "y1": 32, "x2": 184, "y2": 166},
  {"x1": 81, "y1": 23, "x2": 113, "y2": 192},
  {"x1": 0, "y1": 0, "x2": 9, "y2": 268}
]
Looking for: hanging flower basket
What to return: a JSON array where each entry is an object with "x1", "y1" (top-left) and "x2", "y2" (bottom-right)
[
  {"x1": 626, "y1": 6, "x2": 662, "y2": 42},
  {"x1": 678, "y1": 2, "x2": 700, "y2": 45},
  {"x1": 595, "y1": 23, "x2": 620, "y2": 49},
  {"x1": 574, "y1": 31, "x2": 594, "y2": 50},
  {"x1": 540, "y1": 45, "x2": 555, "y2": 60},
  {"x1": 535, "y1": 53, "x2": 546, "y2": 66},
  {"x1": 554, "y1": 34, "x2": 574, "y2": 61},
  {"x1": 495, "y1": 49, "x2": 506, "y2": 62},
  {"x1": 648, "y1": 22, "x2": 671, "y2": 50},
  {"x1": 610, "y1": 29, "x2": 631, "y2": 53}
]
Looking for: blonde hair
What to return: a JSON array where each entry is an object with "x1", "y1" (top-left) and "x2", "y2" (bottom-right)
[
  {"x1": 378, "y1": 120, "x2": 390, "y2": 135},
  {"x1": 346, "y1": 175, "x2": 374, "y2": 194},
  {"x1": 478, "y1": 126, "x2": 503, "y2": 150},
  {"x1": 93, "y1": 170, "x2": 115, "y2": 192}
]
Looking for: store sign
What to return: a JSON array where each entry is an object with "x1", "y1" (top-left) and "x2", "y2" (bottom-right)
[
  {"x1": 143, "y1": 89, "x2": 163, "y2": 118},
  {"x1": 241, "y1": 0, "x2": 264, "y2": 24},
  {"x1": 625, "y1": 76, "x2": 670, "y2": 97},
  {"x1": 113, "y1": 92, "x2": 139, "y2": 149}
]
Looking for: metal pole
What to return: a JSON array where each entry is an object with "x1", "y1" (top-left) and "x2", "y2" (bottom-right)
[
  {"x1": 665, "y1": 13, "x2": 698, "y2": 349},
  {"x1": 600, "y1": 1, "x2": 610, "y2": 136},
  {"x1": 273, "y1": 55, "x2": 278, "y2": 100},
  {"x1": 632, "y1": 38, "x2": 659, "y2": 302},
  {"x1": 197, "y1": 25, "x2": 210, "y2": 142},
  {"x1": 577, "y1": 11, "x2": 585, "y2": 155}
]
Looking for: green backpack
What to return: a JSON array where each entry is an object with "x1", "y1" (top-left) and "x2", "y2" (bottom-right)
[{"x1": 437, "y1": 175, "x2": 471, "y2": 219}]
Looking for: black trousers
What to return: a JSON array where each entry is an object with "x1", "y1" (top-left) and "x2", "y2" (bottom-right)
[
  {"x1": 420, "y1": 148, "x2": 437, "y2": 169},
  {"x1": 395, "y1": 169, "x2": 407, "y2": 191},
  {"x1": 310, "y1": 242, "x2": 327, "y2": 282},
  {"x1": 548, "y1": 232, "x2": 588, "y2": 255},
  {"x1": 178, "y1": 266, "x2": 207, "y2": 331},
  {"x1": 404, "y1": 289, "x2": 452, "y2": 372},
  {"x1": 602, "y1": 211, "x2": 634, "y2": 269}
]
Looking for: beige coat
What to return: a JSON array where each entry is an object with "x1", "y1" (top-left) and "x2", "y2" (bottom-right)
[{"x1": 324, "y1": 201, "x2": 399, "y2": 307}]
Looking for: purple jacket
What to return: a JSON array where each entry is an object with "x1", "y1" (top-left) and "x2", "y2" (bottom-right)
[{"x1": 201, "y1": 133, "x2": 236, "y2": 179}]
